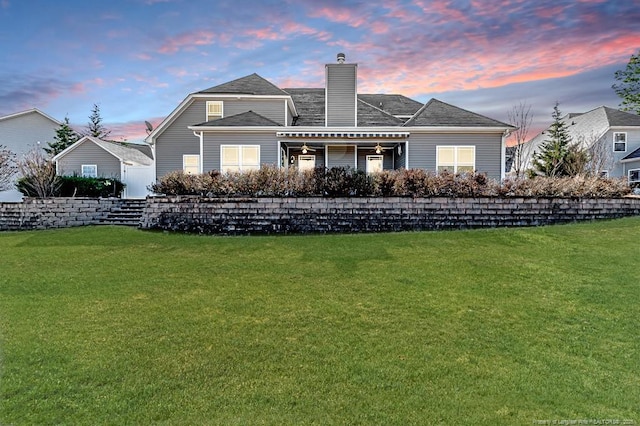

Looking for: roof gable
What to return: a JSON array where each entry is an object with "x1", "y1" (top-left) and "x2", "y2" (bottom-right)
[
  {"x1": 404, "y1": 99, "x2": 512, "y2": 128},
  {"x1": 54, "y1": 136, "x2": 153, "y2": 165},
  {"x1": 0, "y1": 108, "x2": 61, "y2": 125},
  {"x1": 198, "y1": 73, "x2": 289, "y2": 96},
  {"x1": 192, "y1": 110, "x2": 282, "y2": 127}
]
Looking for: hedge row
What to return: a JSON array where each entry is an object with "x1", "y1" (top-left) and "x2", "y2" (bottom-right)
[
  {"x1": 17, "y1": 175, "x2": 125, "y2": 198},
  {"x1": 150, "y1": 166, "x2": 632, "y2": 198}
]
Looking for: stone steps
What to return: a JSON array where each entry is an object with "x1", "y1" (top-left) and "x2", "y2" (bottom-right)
[{"x1": 100, "y1": 200, "x2": 146, "y2": 227}]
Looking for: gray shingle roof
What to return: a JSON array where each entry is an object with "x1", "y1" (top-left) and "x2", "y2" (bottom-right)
[
  {"x1": 358, "y1": 94, "x2": 423, "y2": 117},
  {"x1": 192, "y1": 110, "x2": 282, "y2": 127},
  {"x1": 622, "y1": 146, "x2": 640, "y2": 161},
  {"x1": 198, "y1": 73, "x2": 289, "y2": 96},
  {"x1": 81, "y1": 136, "x2": 153, "y2": 165},
  {"x1": 403, "y1": 98, "x2": 513, "y2": 127},
  {"x1": 283, "y1": 89, "x2": 408, "y2": 127},
  {"x1": 603, "y1": 107, "x2": 640, "y2": 126}
]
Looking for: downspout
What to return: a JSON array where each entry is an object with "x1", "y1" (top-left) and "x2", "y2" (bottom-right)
[
  {"x1": 194, "y1": 131, "x2": 204, "y2": 173},
  {"x1": 501, "y1": 130, "x2": 508, "y2": 181}
]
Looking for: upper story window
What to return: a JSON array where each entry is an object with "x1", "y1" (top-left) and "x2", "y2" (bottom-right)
[
  {"x1": 81, "y1": 164, "x2": 97, "y2": 178},
  {"x1": 206, "y1": 101, "x2": 223, "y2": 121},
  {"x1": 613, "y1": 132, "x2": 627, "y2": 152},
  {"x1": 436, "y1": 146, "x2": 475, "y2": 173}
]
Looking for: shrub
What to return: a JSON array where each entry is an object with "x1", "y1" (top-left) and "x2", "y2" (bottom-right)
[
  {"x1": 58, "y1": 176, "x2": 125, "y2": 198},
  {"x1": 16, "y1": 149, "x2": 61, "y2": 197},
  {"x1": 149, "y1": 167, "x2": 631, "y2": 199}
]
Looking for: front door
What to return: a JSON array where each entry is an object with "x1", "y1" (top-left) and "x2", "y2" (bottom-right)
[
  {"x1": 366, "y1": 155, "x2": 384, "y2": 174},
  {"x1": 298, "y1": 155, "x2": 316, "y2": 171}
]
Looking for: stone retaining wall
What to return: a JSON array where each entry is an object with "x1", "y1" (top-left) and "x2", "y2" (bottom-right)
[
  {"x1": 0, "y1": 198, "x2": 125, "y2": 231},
  {"x1": 140, "y1": 196, "x2": 640, "y2": 235}
]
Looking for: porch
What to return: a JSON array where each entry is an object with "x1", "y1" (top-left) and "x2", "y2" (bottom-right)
[{"x1": 277, "y1": 130, "x2": 409, "y2": 173}]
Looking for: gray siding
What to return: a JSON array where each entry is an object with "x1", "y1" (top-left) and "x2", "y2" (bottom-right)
[
  {"x1": 408, "y1": 133, "x2": 503, "y2": 180},
  {"x1": 156, "y1": 99, "x2": 202, "y2": 178},
  {"x1": 223, "y1": 99, "x2": 286, "y2": 125},
  {"x1": 0, "y1": 111, "x2": 58, "y2": 156},
  {"x1": 327, "y1": 145, "x2": 356, "y2": 168},
  {"x1": 326, "y1": 64, "x2": 357, "y2": 127},
  {"x1": 57, "y1": 140, "x2": 121, "y2": 179},
  {"x1": 202, "y1": 132, "x2": 279, "y2": 172},
  {"x1": 155, "y1": 98, "x2": 287, "y2": 178},
  {"x1": 606, "y1": 128, "x2": 640, "y2": 178}
]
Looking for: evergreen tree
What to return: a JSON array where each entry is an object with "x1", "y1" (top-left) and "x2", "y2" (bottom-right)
[
  {"x1": 613, "y1": 50, "x2": 640, "y2": 115},
  {"x1": 85, "y1": 103, "x2": 111, "y2": 139},
  {"x1": 532, "y1": 102, "x2": 572, "y2": 177},
  {"x1": 44, "y1": 116, "x2": 80, "y2": 156}
]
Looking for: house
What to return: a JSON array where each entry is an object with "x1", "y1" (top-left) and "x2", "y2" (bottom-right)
[
  {"x1": 0, "y1": 108, "x2": 60, "y2": 201},
  {"x1": 53, "y1": 136, "x2": 155, "y2": 199},
  {"x1": 146, "y1": 54, "x2": 513, "y2": 181},
  {"x1": 525, "y1": 106, "x2": 640, "y2": 182}
]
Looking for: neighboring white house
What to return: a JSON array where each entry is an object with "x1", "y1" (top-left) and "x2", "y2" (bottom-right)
[
  {"x1": 0, "y1": 108, "x2": 60, "y2": 201},
  {"x1": 524, "y1": 106, "x2": 640, "y2": 181},
  {"x1": 53, "y1": 136, "x2": 155, "y2": 199}
]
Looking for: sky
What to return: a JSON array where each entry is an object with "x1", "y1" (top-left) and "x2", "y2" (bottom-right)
[{"x1": 1, "y1": 0, "x2": 639, "y2": 144}]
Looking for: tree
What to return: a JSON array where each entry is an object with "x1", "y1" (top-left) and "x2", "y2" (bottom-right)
[
  {"x1": 0, "y1": 145, "x2": 17, "y2": 191},
  {"x1": 85, "y1": 103, "x2": 111, "y2": 139},
  {"x1": 507, "y1": 101, "x2": 534, "y2": 178},
  {"x1": 44, "y1": 116, "x2": 80, "y2": 156},
  {"x1": 532, "y1": 102, "x2": 572, "y2": 177},
  {"x1": 613, "y1": 50, "x2": 640, "y2": 115}
]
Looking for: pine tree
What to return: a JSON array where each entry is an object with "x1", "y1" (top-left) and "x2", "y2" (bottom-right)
[
  {"x1": 613, "y1": 50, "x2": 640, "y2": 115},
  {"x1": 44, "y1": 116, "x2": 80, "y2": 156},
  {"x1": 85, "y1": 103, "x2": 111, "y2": 139},
  {"x1": 532, "y1": 102, "x2": 572, "y2": 177}
]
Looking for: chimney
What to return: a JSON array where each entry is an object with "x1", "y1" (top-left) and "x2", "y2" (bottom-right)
[{"x1": 325, "y1": 53, "x2": 357, "y2": 127}]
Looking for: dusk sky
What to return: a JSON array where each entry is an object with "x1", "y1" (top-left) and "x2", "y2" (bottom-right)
[{"x1": 1, "y1": 0, "x2": 639, "y2": 143}]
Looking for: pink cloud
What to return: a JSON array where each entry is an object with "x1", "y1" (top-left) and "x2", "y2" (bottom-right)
[
  {"x1": 158, "y1": 30, "x2": 217, "y2": 54},
  {"x1": 134, "y1": 53, "x2": 153, "y2": 61},
  {"x1": 108, "y1": 117, "x2": 164, "y2": 143},
  {"x1": 309, "y1": 6, "x2": 369, "y2": 28}
]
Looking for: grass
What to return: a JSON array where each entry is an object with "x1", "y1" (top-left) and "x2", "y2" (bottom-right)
[{"x1": 1, "y1": 219, "x2": 639, "y2": 425}]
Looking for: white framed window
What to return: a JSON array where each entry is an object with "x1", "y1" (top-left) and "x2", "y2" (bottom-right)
[
  {"x1": 436, "y1": 146, "x2": 475, "y2": 173},
  {"x1": 613, "y1": 132, "x2": 627, "y2": 152},
  {"x1": 298, "y1": 154, "x2": 316, "y2": 171},
  {"x1": 629, "y1": 169, "x2": 640, "y2": 183},
  {"x1": 81, "y1": 164, "x2": 97, "y2": 178},
  {"x1": 206, "y1": 101, "x2": 223, "y2": 121},
  {"x1": 183, "y1": 155, "x2": 200, "y2": 175},
  {"x1": 366, "y1": 155, "x2": 384, "y2": 174},
  {"x1": 221, "y1": 145, "x2": 260, "y2": 173}
]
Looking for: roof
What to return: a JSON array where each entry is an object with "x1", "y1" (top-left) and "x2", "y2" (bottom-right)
[
  {"x1": 0, "y1": 108, "x2": 61, "y2": 125},
  {"x1": 403, "y1": 98, "x2": 513, "y2": 128},
  {"x1": 198, "y1": 73, "x2": 289, "y2": 96},
  {"x1": 622, "y1": 146, "x2": 640, "y2": 161},
  {"x1": 603, "y1": 106, "x2": 640, "y2": 127},
  {"x1": 283, "y1": 89, "x2": 412, "y2": 127},
  {"x1": 192, "y1": 110, "x2": 282, "y2": 127},
  {"x1": 54, "y1": 136, "x2": 153, "y2": 166},
  {"x1": 358, "y1": 94, "x2": 423, "y2": 117}
]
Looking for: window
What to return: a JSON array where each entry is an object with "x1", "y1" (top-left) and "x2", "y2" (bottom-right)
[
  {"x1": 183, "y1": 155, "x2": 200, "y2": 175},
  {"x1": 81, "y1": 164, "x2": 97, "y2": 178},
  {"x1": 613, "y1": 132, "x2": 627, "y2": 152},
  {"x1": 221, "y1": 145, "x2": 260, "y2": 173},
  {"x1": 366, "y1": 155, "x2": 384, "y2": 174},
  {"x1": 436, "y1": 146, "x2": 475, "y2": 173},
  {"x1": 629, "y1": 169, "x2": 640, "y2": 183},
  {"x1": 206, "y1": 101, "x2": 223, "y2": 121},
  {"x1": 599, "y1": 170, "x2": 609, "y2": 178}
]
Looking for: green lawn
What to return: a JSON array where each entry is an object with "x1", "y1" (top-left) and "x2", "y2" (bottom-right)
[{"x1": 1, "y1": 220, "x2": 639, "y2": 425}]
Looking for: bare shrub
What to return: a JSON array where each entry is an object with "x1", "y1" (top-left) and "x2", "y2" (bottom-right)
[{"x1": 15, "y1": 149, "x2": 61, "y2": 197}]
